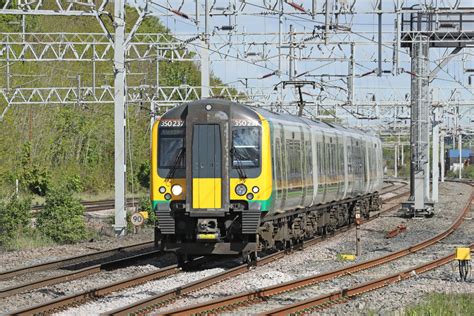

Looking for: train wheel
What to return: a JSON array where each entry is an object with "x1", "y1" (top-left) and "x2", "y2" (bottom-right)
[
  {"x1": 243, "y1": 251, "x2": 257, "y2": 267},
  {"x1": 284, "y1": 239, "x2": 293, "y2": 253},
  {"x1": 176, "y1": 253, "x2": 187, "y2": 268},
  {"x1": 299, "y1": 238, "x2": 304, "y2": 250}
]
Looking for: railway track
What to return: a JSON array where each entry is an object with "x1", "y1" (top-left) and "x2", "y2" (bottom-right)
[
  {"x1": 31, "y1": 197, "x2": 145, "y2": 214},
  {"x1": 99, "y1": 188, "x2": 409, "y2": 316},
  {"x1": 0, "y1": 249, "x2": 163, "y2": 299},
  {"x1": 153, "y1": 182, "x2": 473, "y2": 315},
  {"x1": 8, "y1": 184, "x2": 408, "y2": 315},
  {"x1": 0, "y1": 240, "x2": 154, "y2": 281},
  {"x1": 265, "y1": 244, "x2": 474, "y2": 315}
]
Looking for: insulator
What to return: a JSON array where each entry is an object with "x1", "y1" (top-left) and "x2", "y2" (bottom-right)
[{"x1": 170, "y1": 9, "x2": 190, "y2": 20}]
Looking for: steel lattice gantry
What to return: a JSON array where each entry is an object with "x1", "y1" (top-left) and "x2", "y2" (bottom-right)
[{"x1": 401, "y1": 8, "x2": 474, "y2": 216}]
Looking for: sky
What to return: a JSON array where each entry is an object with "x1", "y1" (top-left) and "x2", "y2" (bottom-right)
[{"x1": 144, "y1": 0, "x2": 474, "y2": 130}]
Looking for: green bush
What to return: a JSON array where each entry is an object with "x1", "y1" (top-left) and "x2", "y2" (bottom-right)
[
  {"x1": 446, "y1": 165, "x2": 474, "y2": 179},
  {"x1": 36, "y1": 187, "x2": 87, "y2": 243},
  {"x1": 137, "y1": 161, "x2": 150, "y2": 189},
  {"x1": 0, "y1": 195, "x2": 31, "y2": 247},
  {"x1": 22, "y1": 165, "x2": 51, "y2": 196},
  {"x1": 463, "y1": 165, "x2": 474, "y2": 179},
  {"x1": 19, "y1": 142, "x2": 51, "y2": 196},
  {"x1": 64, "y1": 175, "x2": 83, "y2": 193},
  {"x1": 138, "y1": 197, "x2": 156, "y2": 225}
]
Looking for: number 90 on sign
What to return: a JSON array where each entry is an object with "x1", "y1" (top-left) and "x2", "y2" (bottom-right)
[{"x1": 131, "y1": 213, "x2": 145, "y2": 226}]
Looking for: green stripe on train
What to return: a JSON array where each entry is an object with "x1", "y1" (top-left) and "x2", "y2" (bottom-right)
[
  {"x1": 250, "y1": 195, "x2": 272, "y2": 212},
  {"x1": 152, "y1": 200, "x2": 168, "y2": 210}
]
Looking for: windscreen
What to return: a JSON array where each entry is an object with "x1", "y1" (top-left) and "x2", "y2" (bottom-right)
[
  {"x1": 231, "y1": 127, "x2": 260, "y2": 169},
  {"x1": 158, "y1": 127, "x2": 185, "y2": 169}
]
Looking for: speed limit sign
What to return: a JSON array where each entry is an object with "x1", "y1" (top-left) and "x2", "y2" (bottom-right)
[{"x1": 130, "y1": 213, "x2": 145, "y2": 226}]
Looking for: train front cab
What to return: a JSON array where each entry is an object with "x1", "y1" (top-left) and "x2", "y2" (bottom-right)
[{"x1": 151, "y1": 101, "x2": 272, "y2": 258}]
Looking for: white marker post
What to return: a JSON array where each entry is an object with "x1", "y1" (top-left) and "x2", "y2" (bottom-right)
[{"x1": 355, "y1": 210, "x2": 361, "y2": 257}]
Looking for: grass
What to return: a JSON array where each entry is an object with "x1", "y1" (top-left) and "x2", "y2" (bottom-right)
[
  {"x1": 405, "y1": 293, "x2": 474, "y2": 316},
  {"x1": 2, "y1": 230, "x2": 56, "y2": 251},
  {"x1": 1, "y1": 227, "x2": 106, "y2": 251}
]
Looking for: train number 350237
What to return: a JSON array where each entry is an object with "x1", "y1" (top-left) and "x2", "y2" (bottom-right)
[
  {"x1": 160, "y1": 120, "x2": 184, "y2": 127},
  {"x1": 233, "y1": 119, "x2": 259, "y2": 127}
]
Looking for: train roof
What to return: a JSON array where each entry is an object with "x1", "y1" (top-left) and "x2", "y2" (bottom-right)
[
  {"x1": 160, "y1": 99, "x2": 260, "y2": 122},
  {"x1": 162, "y1": 99, "x2": 378, "y2": 140},
  {"x1": 249, "y1": 104, "x2": 376, "y2": 139}
]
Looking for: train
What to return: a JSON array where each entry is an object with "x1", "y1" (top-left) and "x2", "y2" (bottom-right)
[{"x1": 150, "y1": 99, "x2": 384, "y2": 263}]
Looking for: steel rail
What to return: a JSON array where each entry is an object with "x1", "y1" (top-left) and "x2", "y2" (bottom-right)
[
  {"x1": 0, "y1": 249, "x2": 162, "y2": 298},
  {"x1": 0, "y1": 241, "x2": 154, "y2": 280},
  {"x1": 11, "y1": 264, "x2": 181, "y2": 316},
  {"x1": 381, "y1": 191, "x2": 410, "y2": 204},
  {"x1": 380, "y1": 180, "x2": 408, "y2": 192},
  {"x1": 163, "y1": 185, "x2": 472, "y2": 316},
  {"x1": 265, "y1": 244, "x2": 474, "y2": 316},
  {"x1": 31, "y1": 197, "x2": 145, "y2": 213},
  {"x1": 102, "y1": 249, "x2": 287, "y2": 316},
  {"x1": 103, "y1": 191, "x2": 409, "y2": 316},
  {"x1": 9, "y1": 189, "x2": 408, "y2": 315},
  {"x1": 379, "y1": 181, "x2": 409, "y2": 203}
]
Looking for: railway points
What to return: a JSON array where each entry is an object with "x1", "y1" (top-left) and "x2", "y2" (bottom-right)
[
  {"x1": 3, "y1": 184, "x2": 405, "y2": 315},
  {"x1": 124, "y1": 182, "x2": 472, "y2": 315},
  {"x1": 0, "y1": 179, "x2": 471, "y2": 315},
  {"x1": 93, "y1": 180, "x2": 471, "y2": 312}
]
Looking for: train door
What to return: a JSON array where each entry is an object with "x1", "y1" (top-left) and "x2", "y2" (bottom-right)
[
  {"x1": 341, "y1": 134, "x2": 349, "y2": 198},
  {"x1": 300, "y1": 125, "x2": 306, "y2": 208},
  {"x1": 364, "y1": 140, "x2": 370, "y2": 193},
  {"x1": 334, "y1": 133, "x2": 342, "y2": 200},
  {"x1": 325, "y1": 134, "x2": 336, "y2": 202},
  {"x1": 345, "y1": 137, "x2": 353, "y2": 197},
  {"x1": 376, "y1": 141, "x2": 383, "y2": 189},
  {"x1": 280, "y1": 124, "x2": 288, "y2": 211},
  {"x1": 318, "y1": 132, "x2": 326, "y2": 203},
  {"x1": 285, "y1": 127, "x2": 300, "y2": 209},
  {"x1": 368, "y1": 143, "x2": 375, "y2": 192},
  {"x1": 185, "y1": 103, "x2": 230, "y2": 214},
  {"x1": 274, "y1": 135, "x2": 283, "y2": 212},
  {"x1": 353, "y1": 138, "x2": 363, "y2": 195},
  {"x1": 304, "y1": 127, "x2": 314, "y2": 207},
  {"x1": 310, "y1": 128, "x2": 318, "y2": 205},
  {"x1": 191, "y1": 124, "x2": 222, "y2": 209}
]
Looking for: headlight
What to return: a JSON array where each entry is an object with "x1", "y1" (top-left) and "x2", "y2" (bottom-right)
[
  {"x1": 246, "y1": 193, "x2": 254, "y2": 200},
  {"x1": 159, "y1": 186, "x2": 166, "y2": 193},
  {"x1": 171, "y1": 184, "x2": 183, "y2": 196},
  {"x1": 252, "y1": 186, "x2": 260, "y2": 193},
  {"x1": 235, "y1": 184, "x2": 247, "y2": 196},
  {"x1": 164, "y1": 193, "x2": 172, "y2": 200}
]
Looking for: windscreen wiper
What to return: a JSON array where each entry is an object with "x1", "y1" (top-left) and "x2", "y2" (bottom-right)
[
  {"x1": 166, "y1": 147, "x2": 185, "y2": 180},
  {"x1": 230, "y1": 147, "x2": 247, "y2": 180}
]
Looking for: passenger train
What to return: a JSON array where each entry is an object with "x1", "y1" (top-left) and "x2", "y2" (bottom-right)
[{"x1": 150, "y1": 99, "x2": 384, "y2": 262}]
